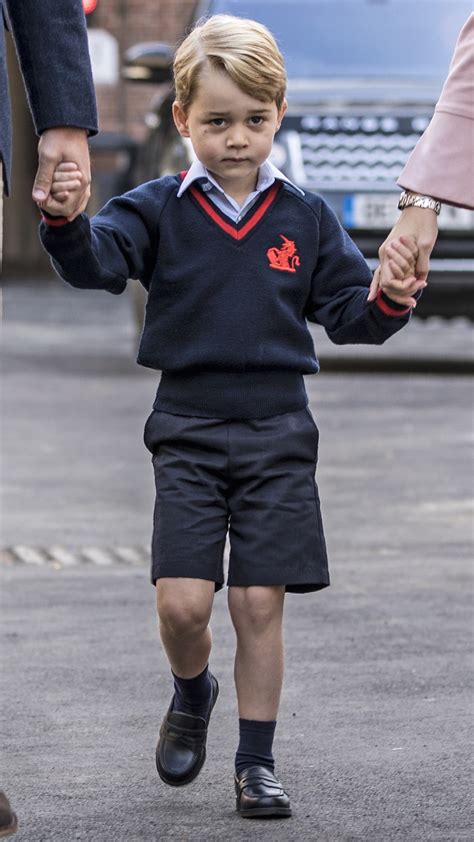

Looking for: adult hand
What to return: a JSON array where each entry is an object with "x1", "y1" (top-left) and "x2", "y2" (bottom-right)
[
  {"x1": 32, "y1": 127, "x2": 91, "y2": 221},
  {"x1": 372, "y1": 236, "x2": 427, "y2": 308},
  {"x1": 368, "y1": 207, "x2": 439, "y2": 304}
]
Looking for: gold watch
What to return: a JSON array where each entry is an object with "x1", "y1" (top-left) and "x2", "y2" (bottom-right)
[{"x1": 398, "y1": 191, "x2": 441, "y2": 215}]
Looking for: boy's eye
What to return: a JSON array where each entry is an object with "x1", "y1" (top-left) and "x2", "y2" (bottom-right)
[
  {"x1": 210, "y1": 118, "x2": 226, "y2": 127},
  {"x1": 249, "y1": 116, "x2": 264, "y2": 125}
]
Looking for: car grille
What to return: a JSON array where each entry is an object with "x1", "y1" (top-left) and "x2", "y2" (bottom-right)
[
  {"x1": 283, "y1": 114, "x2": 430, "y2": 190},
  {"x1": 300, "y1": 130, "x2": 422, "y2": 185}
]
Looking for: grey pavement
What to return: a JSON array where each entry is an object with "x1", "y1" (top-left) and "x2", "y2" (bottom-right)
[{"x1": 1, "y1": 277, "x2": 473, "y2": 841}]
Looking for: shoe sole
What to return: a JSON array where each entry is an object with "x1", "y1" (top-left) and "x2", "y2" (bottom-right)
[
  {"x1": 156, "y1": 675, "x2": 219, "y2": 787},
  {"x1": 238, "y1": 804, "x2": 292, "y2": 819}
]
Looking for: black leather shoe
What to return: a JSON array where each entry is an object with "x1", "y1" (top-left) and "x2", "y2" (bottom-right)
[
  {"x1": 0, "y1": 791, "x2": 18, "y2": 838},
  {"x1": 235, "y1": 766, "x2": 292, "y2": 818},
  {"x1": 156, "y1": 674, "x2": 219, "y2": 786}
]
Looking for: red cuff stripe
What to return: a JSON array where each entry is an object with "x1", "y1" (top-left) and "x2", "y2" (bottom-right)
[
  {"x1": 41, "y1": 214, "x2": 70, "y2": 227},
  {"x1": 375, "y1": 289, "x2": 411, "y2": 317}
]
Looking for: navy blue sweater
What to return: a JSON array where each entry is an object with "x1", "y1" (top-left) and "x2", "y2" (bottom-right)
[{"x1": 40, "y1": 174, "x2": 412, "y2": 418}]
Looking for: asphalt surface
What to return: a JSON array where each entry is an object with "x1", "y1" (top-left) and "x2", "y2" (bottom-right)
[{"x1": 1, "y1": 277, "x2": 473, "y2": 841}]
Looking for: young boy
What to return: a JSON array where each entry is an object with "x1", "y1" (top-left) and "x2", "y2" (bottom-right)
[{"x1": 38, "y1": 15, "x2": 423, "y2": 819}]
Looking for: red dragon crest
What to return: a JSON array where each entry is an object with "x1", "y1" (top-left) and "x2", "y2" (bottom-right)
[{"x1": 267, "y1": 235, "x2": 300, "y2": 273}]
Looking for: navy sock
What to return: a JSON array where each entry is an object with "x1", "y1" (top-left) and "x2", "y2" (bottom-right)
[
  {"x1": 171, "y1": 665, "x2": 213, "y2": 719},
  {"x1": 235, "y1": 718, "x2": 276, "y2": 776}
]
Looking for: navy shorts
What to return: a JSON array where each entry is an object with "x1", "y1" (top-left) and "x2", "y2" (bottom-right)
[{"x1": 143, "y1": 406, "x2": 329, "y2": 593}]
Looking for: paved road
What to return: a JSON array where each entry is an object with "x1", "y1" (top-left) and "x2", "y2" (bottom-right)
[{"x1": 1, "y1": 278, "x2": 473, "y2": 841}]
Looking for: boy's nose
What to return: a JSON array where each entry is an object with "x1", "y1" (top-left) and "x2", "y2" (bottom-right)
[{"x1": 226, "y1": 130, "x2": 248, "y2": 148}]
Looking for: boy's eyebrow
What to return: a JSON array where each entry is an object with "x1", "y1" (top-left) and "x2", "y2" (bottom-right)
[{"x1": 204, "y1": 108, "x2": 274, "y2": 116}]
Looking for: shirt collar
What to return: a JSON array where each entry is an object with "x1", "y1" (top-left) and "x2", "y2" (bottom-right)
[{"x1": 176, "y1": 158, "x2": 304, "y2": 198}]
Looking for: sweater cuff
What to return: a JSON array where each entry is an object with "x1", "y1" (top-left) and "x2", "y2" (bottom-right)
[
  {"x1": 375, "y1": 289, "x2": 411, "y2": 317},
  {"x1": 40, "y1": 209, "x2": 70, "y2": 227}
]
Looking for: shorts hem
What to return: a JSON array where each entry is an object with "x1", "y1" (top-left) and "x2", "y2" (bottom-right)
[
  {"x1": 226, "y1": 577, "x2": 330, "y2": 592},
  {"x1": 151, "y1": 570, "x2": 224, "y2": 591},
  {"x1": 285, "y1": 581, "x2": 330, "y2": 593}
]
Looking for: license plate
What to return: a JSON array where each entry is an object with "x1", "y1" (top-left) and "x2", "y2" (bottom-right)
[{"x1": 343, "y1": 194, "x2": 474, "y2": 231}]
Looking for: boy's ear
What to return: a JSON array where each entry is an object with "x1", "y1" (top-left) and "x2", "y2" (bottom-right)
[
  {"x1": 172, "y1": 100, "x2": 190, "y2": 137},
  {"x1": 276, "y1": 98, "x2": 288, "y2": 131}
]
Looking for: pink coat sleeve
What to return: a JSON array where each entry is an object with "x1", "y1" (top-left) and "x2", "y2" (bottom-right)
[{"x1": 398, "y1": 13, "x2": 474, "y2": 209}]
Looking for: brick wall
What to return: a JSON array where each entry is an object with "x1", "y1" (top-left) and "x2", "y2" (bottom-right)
[{"x1": 88, "y1": 0, "x2": 197, "y2": 141}]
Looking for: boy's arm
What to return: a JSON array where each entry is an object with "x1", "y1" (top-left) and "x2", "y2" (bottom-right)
[
  {"x1": 305, "y1": 200, "x2": 415, "y2": 345},
  {"x1": 39, "y1": 184, "x2": 162, "y2": 294}
]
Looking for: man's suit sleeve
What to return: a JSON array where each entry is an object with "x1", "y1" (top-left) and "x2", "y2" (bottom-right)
[
  {"x1": 398, "y1": 13, "x2": 474, "y2": 209},
  {"x1": 5, "y1": 0, "x2": 98, "y2": 136}
]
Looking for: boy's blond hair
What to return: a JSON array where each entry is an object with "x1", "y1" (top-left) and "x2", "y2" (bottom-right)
[{"x1": 173, "y1": 14, "x2": 287, "y2": 112}]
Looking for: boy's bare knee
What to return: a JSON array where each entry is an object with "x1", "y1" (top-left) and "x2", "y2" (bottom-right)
[
  {"x1": 229, "y1": 585, "x2": 284, "y2": 634},
  {"x1": 159, "y1": 598, "x2": 210, "y2": 638},
  {"x1": 157, "y1": 578, "x2": 213, "y2": 638}
]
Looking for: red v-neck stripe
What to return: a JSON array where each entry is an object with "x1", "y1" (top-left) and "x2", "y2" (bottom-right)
[{"x1": 188, "y1": 182, "x2": 280, "y2": 241}]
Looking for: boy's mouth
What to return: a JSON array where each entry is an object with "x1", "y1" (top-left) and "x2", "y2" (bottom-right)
[{"x1": 222, "y1": 158, "x2": 248, "y2": 163}]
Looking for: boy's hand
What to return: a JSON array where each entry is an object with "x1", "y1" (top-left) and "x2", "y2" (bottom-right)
[
  {"x1": 378, "y1": 206, "x2": 438, "y2": 284},
  {"x1": 33, "y1": 128, "x2": 91, "y2": 220},
  {"x1": 368, "y1": 235, "x2": 427, "y2": 308},
  {"x1": 38, "y1": 162, "x2": 86, "y2": 220}
]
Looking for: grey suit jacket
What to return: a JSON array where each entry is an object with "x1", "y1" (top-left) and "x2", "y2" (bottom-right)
[{"x1": 1, "y1": 0, "x2": 98, "y2": 195}]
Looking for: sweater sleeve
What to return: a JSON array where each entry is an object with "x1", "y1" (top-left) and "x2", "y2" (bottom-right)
[
  {"x1": 304, "y1": 199, "x2": 412, "y2": 345},
  {"x1": 39, "y1": 181, "x2": 167, "y2": 294}
]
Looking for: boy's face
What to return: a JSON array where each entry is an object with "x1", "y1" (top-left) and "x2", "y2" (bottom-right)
[{"x1": 172, "y1": 64, "x2": 287, "y2": 199}]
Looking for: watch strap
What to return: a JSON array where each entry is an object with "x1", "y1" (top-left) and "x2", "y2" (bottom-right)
[{"x1": 398, "y1": 191, "x2": 441, "y2": 215}]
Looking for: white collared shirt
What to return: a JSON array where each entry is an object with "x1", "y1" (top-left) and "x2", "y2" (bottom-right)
[{"x1": 177, "y1": 159, "x2": 304, "y2": 223}]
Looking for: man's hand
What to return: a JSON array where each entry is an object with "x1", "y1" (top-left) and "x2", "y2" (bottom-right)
[
  {"x1": 368, "y1": 207, "x2": 438, "y2": 306},
  {"x1": 33, "y1": 127, "x2": 91, "y2": 221}
]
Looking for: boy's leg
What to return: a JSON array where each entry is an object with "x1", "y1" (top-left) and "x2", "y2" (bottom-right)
[
  {"x1": 228, "y1": 585, "x2": 291, "y2": 817},
  {"x1": 155, "y1": 576, "x2": 219, "y2": 787},
  {"x1": 157, "y1": 577, "x2": 215, "y2": 679},
  {"x1": 228, "y1": 585, "x2": 285, "y2": 721}
]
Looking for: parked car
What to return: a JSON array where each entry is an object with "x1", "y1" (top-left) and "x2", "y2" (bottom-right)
[{"x1": 123, "y1": 0, "x2": 474, "y2": 319}]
